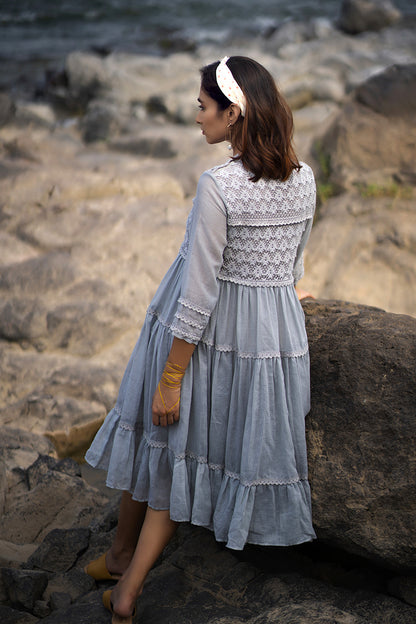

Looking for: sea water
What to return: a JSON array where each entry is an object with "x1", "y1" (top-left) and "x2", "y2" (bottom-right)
[{"x1": 0, "y1": 0, "x2": 414, "y2": 94}]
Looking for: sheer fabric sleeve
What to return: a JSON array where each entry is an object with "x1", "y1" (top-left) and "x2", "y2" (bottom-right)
[
  {"x1": 171, "y1": 172, "x2": 227, "y2": 344},
  {"x1": 292, "y1": 216, "x2": 313, "y2": 285}
]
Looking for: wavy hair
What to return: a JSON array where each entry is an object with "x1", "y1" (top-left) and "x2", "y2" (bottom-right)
[{"x1": 200, "y1": 56, "x2": 300, "y2": 182}]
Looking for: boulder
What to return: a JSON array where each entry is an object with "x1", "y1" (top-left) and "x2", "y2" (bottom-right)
[
  {"x1": 0, "y1": 358, "x2": 119, "y2": 444},
  {"x1": 49, "y1": 592, "x2": 72, "y2": 612},
  {"x1": 43, "y1": 568, "x2": 95, "y2": 604},
  {"x1": 0, "y1": 297, "x2": 47, "y2": 344},
  {"x1": 0, "y1": 93, "x2": 15, "y2": 127},
  {"x1": 319, "y1": 64, "x2": 416, "y2": 188},
  {"x1": 0, "y1": 606, "x2": 37, "y2": 623},
  {"x1": 0, "y1": 429, "x2": 55, "y2": 516},
  {"x1": 0, "y1": 252, "x2": 76, "y2": 296},
  {"x1": 302, "y1": 192, "x2": 416, "y2": 318},
  {"x1": 0, "y1": 454, "x2": 108, "y2": 544},
  {"x1": 26, "y1": 527, "x2": 90, "y2": 573},
  {"x1": 14, "y1": 102, "x2": 57, "y2": 128},
  {"x1": 284, "y1": 74, "x2": 345, "y2": 110},
  {"x1": 27, "y1": 455, "x2": 81, "y2": 488},
  {"x1": 388, "y1": 576, "x2": 416, "y2": 607},
  {"x1": 65, "y1": 52, "x2": 111, "y2": 110},
  {"x1": 338, "y1": 0, "x2": 401, "y2": 34},
  {"x1": 0, "y1": 541, "x2": 38, "y2": 569},
  {"x1": 80, "y1": 99, "x2": 124, "y2": 143},
  {"x1": 1, "y1": 568, "x2": 48, "y2": 611},
  {"x1": 303, "y1": 300, "x2": 416, "y2": 571},
  {"x1": 266, "y1": 18, "x2": 335, "y2": 51},
  {"x1": 34, "y1": 525, "x2": 416, "y2": 624},
  {"x1": 354, "y1": 63, "x2": 416, "y2": 119}
]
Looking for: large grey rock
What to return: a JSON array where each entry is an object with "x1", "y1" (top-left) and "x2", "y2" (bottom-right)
[
  {"x1": 0, "y1": 252, "x2": 75, "y2": 296},
  {"x1": 304, "y1": 300, "x2": 416, "y2": 571},
  {"x1": 0, "y1": 355, "x2": 121, "y2": 460},
  {"x1": 42, "y1": 525, "x2": 416, "y2": 624},
  {"x1": 65, "y1": 52, "x2": 111, "y2": 109},
  {"x1": 266, "y1": 18, "x2": 335, "y2": 51},
  {"x1": 1, "y1": 568, "x2": 48, "y2": 611},
  {"x1": 43, "y1": 568, "x2": 95, "y2": 603},
  {"x1": 0, "y1": 605, "x2": 38, "y2": 623},
  {"x1": 319, "y1": 64, "x2": 416, "y2": 188},
  {"x1": 0, "y1": 428, "x2": 55, "y2": 521},
  {"x1": 338, "y1": 0, "x2": 401, "y2": 34},
  {"x1": 27, "y1": 455, "x2": 81, "y2": 489},
  {"x1": 302, "y1": 191, "x2": 416, "y2": 318},
  {"x1": 49, "y1": 592, "x2": 72, "y2": 612},
  {"x1": 0, "y1": 294, "x2": 131, "y2": 356},
  {"x1": 354, "y1": 63, "x2": 416, "y2": 119},
  {"x1": 0, "y1": 297, "x2": 47, "y2": 343},
  {"x1": 80, "y1": 99, "x2": 124, "y2": 143},
  {"x1": 388, "y1": 576, "x2": 416, "y2": 607},
  {"x1": 26, "y1": 528, "x2": 90, "y2": 573},
  {"x1": 0, "y1": 454, "x2": 108, "y2": 544}
]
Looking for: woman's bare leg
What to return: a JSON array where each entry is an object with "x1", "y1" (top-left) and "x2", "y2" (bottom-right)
[
  {"x1": 105, "y1": 492, "x2": 148, "y2": 576},
  {"x1": 109, "y1": 507, "x2": 178, "y2": 617}
]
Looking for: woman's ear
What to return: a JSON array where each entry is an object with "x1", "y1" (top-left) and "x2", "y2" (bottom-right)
[{"x1": 228, "y1": 103, "x2": 241, "y2": 124}]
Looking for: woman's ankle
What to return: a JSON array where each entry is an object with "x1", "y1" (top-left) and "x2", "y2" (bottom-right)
[
  {"x1": 111, "y1": 576, "x2": 142, "y2": 617},
  {"x1": 106, "y1": 547, "x2": 134, "y2": 575}
]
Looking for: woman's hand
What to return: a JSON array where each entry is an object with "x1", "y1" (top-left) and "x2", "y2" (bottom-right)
[
  {"x1": 151, "y1": 339, "x2": 196, "y2": 427},
  {"x1": 152, "y1": 381, "x2": 181, "y2": 427},
  {"x1": 151, "y1": 359, "x2": 186, "y2": 427},
  {"x1": 295, "y1": 286, "x2": 315, "y2": 301}
]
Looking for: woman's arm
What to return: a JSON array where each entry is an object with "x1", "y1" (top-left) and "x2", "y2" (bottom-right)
[{"x1": 152, "y1": 172, "x2": 227, "y2": 427}]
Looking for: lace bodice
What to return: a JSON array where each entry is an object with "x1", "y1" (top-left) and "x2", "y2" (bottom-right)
[
  {"x1": 179, "y1": 160, "x2": 315, "y2": 287},
  {"x1": 212, "y1": 159, "x2": 315, "y2": 227},
  {"x1": 173, "y1": 159, "x2": 316, "y2": 343}
]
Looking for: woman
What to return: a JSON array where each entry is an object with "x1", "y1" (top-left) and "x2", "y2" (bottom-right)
[{"x1": 85, "y1": 55, "x2": 316, "y2": 622}]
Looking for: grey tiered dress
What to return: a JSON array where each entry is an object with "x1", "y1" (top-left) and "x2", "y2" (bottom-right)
[{"x1": 85, "y1": 158, "x2": 317, "y2": 550}]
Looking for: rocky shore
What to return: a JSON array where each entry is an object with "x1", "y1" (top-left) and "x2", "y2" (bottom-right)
[{"x1": 0, "y1": 0, "x2": 415, "y2": 621}]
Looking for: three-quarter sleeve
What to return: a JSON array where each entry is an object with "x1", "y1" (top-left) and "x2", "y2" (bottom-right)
[
  {"x1": 292, "y1": 216, "x2": 313, "y2": 285},
  {"x1": 171, "y1": 172, "x2": 227, "y2": 344}
]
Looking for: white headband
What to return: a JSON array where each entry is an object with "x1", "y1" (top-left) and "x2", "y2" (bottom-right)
[{"x1": 216, "y1": 56, "x2": 246, "y2": 118}]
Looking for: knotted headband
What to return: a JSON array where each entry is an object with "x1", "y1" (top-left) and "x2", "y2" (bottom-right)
[{"x1": 216, "y1": 56, "x2": 246, "y2": 118}]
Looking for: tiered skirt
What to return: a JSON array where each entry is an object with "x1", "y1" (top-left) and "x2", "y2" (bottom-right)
[{"x1": 85, "y1": 254, "x2": 316, "y2": 550}]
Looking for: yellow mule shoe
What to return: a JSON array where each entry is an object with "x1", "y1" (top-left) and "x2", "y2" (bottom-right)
[{"x1": 84, "y1": 552, "x2": 121, "y2": 581}]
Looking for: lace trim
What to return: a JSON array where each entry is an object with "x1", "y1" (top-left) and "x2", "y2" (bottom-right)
[
  {"x1": 146, "y1": 308, "x2": 201, "y2": 343},
  {"x1": 119, "y1": 421, "x2": 136, "y2": 431},
  {"x1": 147, "y1": 308, "x2": 308, "y2": 359},
  {"x1": 170, "y1": 323, "x2": 200, "y2": 344},
  {"x1": 143, "y1": 434, "x2": 307, "y2": 487},
  {"x1": 217, "y1": 275, "x2": 294, "y2": 288},
  {"x1": 178, "y1": 297, "x2": 211, "y2": 317},
  {"x1": 174, "y1": 311, "x2": 205, "y2": 331},
  {"x1": 199, "y1": 341, "x2": 308, "y2": 359},
  {"x1": 114, "y1": 407, "x2": 142, "y2": 433},
  {"x1": 227, "y1": 214, "x2": 314, "y2": 226}
]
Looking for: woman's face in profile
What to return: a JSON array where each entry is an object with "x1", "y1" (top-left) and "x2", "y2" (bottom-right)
[{"x1": 195, "y1": 88, "x2": 229, "y2": 145}]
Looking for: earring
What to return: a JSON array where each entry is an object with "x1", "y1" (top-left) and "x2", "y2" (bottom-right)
[{"x1": 227, "y1": 122, "x2": 232, "y2": 128}]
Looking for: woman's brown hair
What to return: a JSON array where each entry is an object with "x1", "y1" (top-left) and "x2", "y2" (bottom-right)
[{"x1": 200, "y1": 56, "x2": 300, "y2": 182}]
